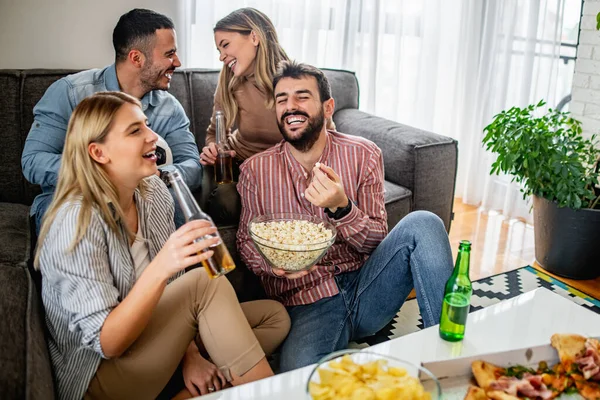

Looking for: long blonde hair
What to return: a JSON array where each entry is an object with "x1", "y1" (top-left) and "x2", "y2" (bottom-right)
[
  {"x1": 34, "y1": 91, "x2": 147, "y2": 268},
  {"x1": 214, "y1": 8, "x2": 289, "y2": 131}
]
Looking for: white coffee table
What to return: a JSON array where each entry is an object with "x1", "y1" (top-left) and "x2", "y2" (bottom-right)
[{"x1": 197, "y1": 288, "x2": 600, "y2": 399}]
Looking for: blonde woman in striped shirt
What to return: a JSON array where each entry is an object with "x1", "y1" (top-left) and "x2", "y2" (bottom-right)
[{"x1": 35, "y1": 92, "x2": 290, "y2": 400}]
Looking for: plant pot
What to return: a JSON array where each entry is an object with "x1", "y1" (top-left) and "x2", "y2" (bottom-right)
[{"x1": 533, "y1": 195, "x2": 600, "y2": 280}]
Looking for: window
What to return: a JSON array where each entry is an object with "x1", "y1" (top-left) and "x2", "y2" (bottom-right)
[{"x1": 558, "y1": 0, "x2": 582, "y2": 110}]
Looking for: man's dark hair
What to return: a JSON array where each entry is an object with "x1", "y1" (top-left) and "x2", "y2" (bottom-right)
[
  {"x1": 113, "y1": 9, "x2": 175, "y2": 62},
  {"x1": 273, "y1": 60, "x2": 332, "y2": 102}
]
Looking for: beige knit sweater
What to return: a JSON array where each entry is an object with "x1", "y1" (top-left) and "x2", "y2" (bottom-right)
[{"x1": 206, "y1": 75, "x2": 282, "y2": 161}]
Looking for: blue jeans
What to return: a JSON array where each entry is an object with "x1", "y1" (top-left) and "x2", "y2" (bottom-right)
[{"x1": 279, "y1": 211, "x2": 454, "y2": 372}]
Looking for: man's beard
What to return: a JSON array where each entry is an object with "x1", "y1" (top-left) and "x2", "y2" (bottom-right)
[
  {"x1": 277, "y1": 109, "x2": 325, "y2": 153},
  {"x1": 139, "y1": 57, "x2": 170, "y2": 92}
]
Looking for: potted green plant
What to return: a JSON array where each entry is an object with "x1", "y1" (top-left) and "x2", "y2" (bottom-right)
[{"x1": 483, "y1": 100, "x2": 600, "y2": 279}]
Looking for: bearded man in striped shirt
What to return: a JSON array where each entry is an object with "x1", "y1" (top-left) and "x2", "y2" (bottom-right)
[{"x1": 236, "y1": 60, "x2": 454, "y2": 372}]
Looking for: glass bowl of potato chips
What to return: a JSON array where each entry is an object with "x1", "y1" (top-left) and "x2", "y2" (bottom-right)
[{"x1": 306, "y1": 349, "x2": 441, "y2": 400}]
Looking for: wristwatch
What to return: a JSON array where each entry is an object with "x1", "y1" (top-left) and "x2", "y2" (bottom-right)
[{"x1": 325, "y1": 199, "x2": 353, "y2": 220}]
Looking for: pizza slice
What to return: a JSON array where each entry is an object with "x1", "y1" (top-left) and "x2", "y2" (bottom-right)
[
  {"x1": 552, "y1": 334, "x2": 600, "y2": 381},
  {"x1": 542, "y1": 372, "x2": 570, "y2": 393},
  {"x1": 551, "y1": 334, "x2": 587, "y2": 370},
  {"x1": 465, "y1": 385, "x2": 490, "y2": 400},
  {"x1": 469, "y1": 361, "x2": 560, "y2": 399},
  {"x1": 574, "y1": 378, "x2": 600, "y2": 400},
  {"x1": 472, "y1": 361, "x2": 506, "y2": 390},
  {"x1": 486, "y1": 391, "x2": 520, "y2": 400},
  {"x1": 577, "y1": 338, "x2": 600, "y2": 381}
]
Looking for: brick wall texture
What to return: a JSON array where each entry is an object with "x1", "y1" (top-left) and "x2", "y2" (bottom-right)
[{"x1": 572, "y1": 0, "x2": 600, "y2": 140}]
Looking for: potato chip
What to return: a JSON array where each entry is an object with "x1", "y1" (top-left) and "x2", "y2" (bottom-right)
[
  {"x1": 308, "y1": 355, "x2": 432, "y2": 400},
  {"x1": 352, "y1": 387, "x2": 375, "y2": 400}
]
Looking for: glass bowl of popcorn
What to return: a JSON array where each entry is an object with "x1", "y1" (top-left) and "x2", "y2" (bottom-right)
[
  {"x1": 306, "y1": 349, "x2": 441, "y2": 400},
  {"x1": 249, "y1": 213, "x2": 336, "y2": 273}
]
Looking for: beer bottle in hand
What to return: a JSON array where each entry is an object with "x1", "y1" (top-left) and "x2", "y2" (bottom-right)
[
  {"x1": 162, "y1": 170, "x2": 236, "y2": 278},
  {"x1": 214, "y1": 111, "x2": 234, "y2": 184},
  {"x1": 439, "y1": 240, "x2": 472, "y2": 342}
]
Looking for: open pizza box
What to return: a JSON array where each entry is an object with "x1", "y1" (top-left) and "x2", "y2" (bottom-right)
[{"x1": 419, "y1": 338, "x2": 600, "y2": 400}]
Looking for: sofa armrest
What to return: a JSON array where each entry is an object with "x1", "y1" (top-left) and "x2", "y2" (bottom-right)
[{"x1": 334, "y1": 109, "x2": 457, "y2": 231}]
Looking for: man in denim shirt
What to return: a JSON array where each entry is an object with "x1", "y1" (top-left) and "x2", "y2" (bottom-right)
[{"x1": 22, "y1": 9, "x2": 202, "y2": 232}]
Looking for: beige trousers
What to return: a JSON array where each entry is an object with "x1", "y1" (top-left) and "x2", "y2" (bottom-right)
[{"x1": 84, "y1": 268, "x2": 290, "y2": 399}]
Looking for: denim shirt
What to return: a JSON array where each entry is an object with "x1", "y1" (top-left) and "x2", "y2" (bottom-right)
[{"x1": 21, "y1": 64, "x2": 202, "y2": 219}]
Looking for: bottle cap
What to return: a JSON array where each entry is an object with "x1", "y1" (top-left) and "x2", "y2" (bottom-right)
[{"x1": 459, "y1": 240, "x2": 471, "y2": 250}]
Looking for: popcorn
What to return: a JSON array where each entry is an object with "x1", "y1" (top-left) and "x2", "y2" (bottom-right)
[{"x1": 250, "y1": 219, "x2": 334, "y2": 271}]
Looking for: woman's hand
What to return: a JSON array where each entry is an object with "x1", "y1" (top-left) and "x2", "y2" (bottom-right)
[
  {"x1": 182, "y1": 346, "x2": 228, "y2": 396},
  {"x1": 148, "y1": 219, "x2": 219, "y2": 280},
  {"x1": 200, "y1": 142, "x2": 236, "y2": 166}
]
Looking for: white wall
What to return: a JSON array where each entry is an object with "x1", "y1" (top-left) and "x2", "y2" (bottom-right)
[
  {"x1": 571, "y1": 0, "x2": 600, "y2": 140},
  {"x1": 0, "y1": 0, "x2": 182, "y2": 69}
]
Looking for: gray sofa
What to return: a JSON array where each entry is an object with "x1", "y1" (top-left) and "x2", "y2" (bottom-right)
[{"x1": 0, "y1": 68, "x2": 457, "y2": 399}]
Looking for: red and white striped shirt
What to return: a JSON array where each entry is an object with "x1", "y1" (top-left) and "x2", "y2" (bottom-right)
[{"x1": 237, "y1": 130, "x2": 388, "y2": 306}]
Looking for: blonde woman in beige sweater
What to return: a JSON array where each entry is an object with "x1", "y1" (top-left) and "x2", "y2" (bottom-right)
[
  {"x1": 200, "y1": 8, "x2": 287, "y2": 224},
  {"x1": 200, "y1": 8, "x2": 334, "y2": 224}
]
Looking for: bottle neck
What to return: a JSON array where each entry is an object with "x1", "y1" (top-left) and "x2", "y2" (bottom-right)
[
  {"x1": 454, "y1": 250, "x2": 470, "y2": 276},
  {"x1": 164, "y1": 171, "x2": 205, "y2": 221},
  {"x1": 215, "y1": 112, "x2": 228, "y2": 152}
]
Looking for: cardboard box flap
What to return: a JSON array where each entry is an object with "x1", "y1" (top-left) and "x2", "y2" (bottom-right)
[
  {"x1": 421, "y1": 342, "x2": 558, "y2": 381},
  {"x1": 419, "y1": 337, "x2": 599, "y2": 400}
]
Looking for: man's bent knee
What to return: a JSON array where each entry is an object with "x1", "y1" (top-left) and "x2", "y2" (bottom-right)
[{"x1": 393, "y1": 210, "x2": 445, "y2": 235}]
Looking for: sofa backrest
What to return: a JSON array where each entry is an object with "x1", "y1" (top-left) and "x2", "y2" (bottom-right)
[
  {"x1": 0, "y1": 67, "x2": 359, "y2": 207},
  {"x1": 0, "y1": 70, "x2": 23, "y2": 205}
]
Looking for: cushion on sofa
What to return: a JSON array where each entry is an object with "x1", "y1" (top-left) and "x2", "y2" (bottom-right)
[
  {"x1": 0, "y1": 71, "x2": 24, "y2": 205},
  {"x1": 0, "y1": 263, "x2": 55, "y2": 399},
  {"x1": 168, "y1": 71, "x2": 193, "y2": 125},
  {"x1": 188, "y1": 70, "x2": 219, "y2": 146},
  {"x1": 20, "y1": 71, "x2": 81, "y2": 205},
  {"x1": 0, "y1": 202, "x2": 31, "y2": 264},
  {"x1": 323, "y1": 69, "x2": 359, "y2": 112},
  {"x1": 333, "y1": 108, "x2": 454, "y2": 189},
  {"x1": 384, "y1": 181, "x2": 412, "y2": 229}
]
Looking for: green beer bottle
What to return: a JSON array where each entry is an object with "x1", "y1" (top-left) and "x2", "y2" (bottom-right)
[{"x1": 439, "y1": 240, "x2": 472, "y2": 342}]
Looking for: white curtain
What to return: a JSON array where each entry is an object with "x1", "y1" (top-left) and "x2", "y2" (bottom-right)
[{"x1": 183, "y1": 0, "x2": 566, "y2": 223}]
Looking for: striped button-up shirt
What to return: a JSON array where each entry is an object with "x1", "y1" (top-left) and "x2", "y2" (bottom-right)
[
  {"x1": 237, "y1": 130, "x2": 388, "y2": 306},
  {"x1": 39, "y1": 175, "x2": 177, "y2": 400}
]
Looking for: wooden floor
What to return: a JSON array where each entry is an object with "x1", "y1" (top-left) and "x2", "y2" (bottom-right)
[{"x1": 449, "y1": 199, "x2": 600, "y2": 300}]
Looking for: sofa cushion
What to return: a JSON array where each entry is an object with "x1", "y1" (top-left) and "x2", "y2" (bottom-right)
[
  {"x1": 334, "y1": 108, "x2": 455, "y2": 189},
  {"x1": 384, "y1": 180, "x2": 411, "y2": 204},
  {"x1": 323, "y1": 69, "x2": 359, "y2": 112},
  {"x1": 21, "y1": 71, "x2": 80, "y2": 206},
  {"x1": 0, "y1": 263, "x2": 55, "y2": 399},
  {"x1": 0, "y1": 71, "x2": 24, "y2": 205},
  {"x1": 168, "y1": 71, "x2": 193, "y2": 130},
  {"x1": 0, "y1": 202, "x2": 31, "y2": 264},
  {"x1": 383, "y1": 181, "x2": 412, "y2": 230},
  {"x1": 188, "y1": 70, "x2": 219, "y2": 146}
]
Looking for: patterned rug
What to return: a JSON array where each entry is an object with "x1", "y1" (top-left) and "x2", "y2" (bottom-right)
[{"x1": 350, "y1": 266, "x2": 600, "y2": 349}]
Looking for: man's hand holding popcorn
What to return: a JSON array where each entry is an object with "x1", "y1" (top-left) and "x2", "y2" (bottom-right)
[
  {"x1": 272, "y1": 265, "x2": 318, "y2": 279},
  {"x1": 304, "y1": 163, "x2": 348, "y2": 212}
]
